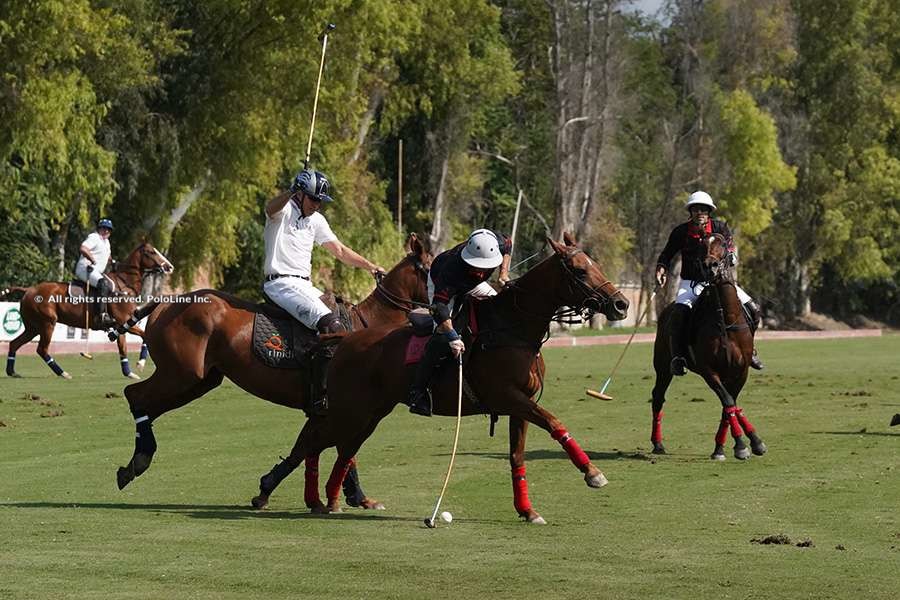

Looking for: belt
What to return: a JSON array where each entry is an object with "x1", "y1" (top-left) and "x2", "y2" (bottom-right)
[{"x1": 265, "y1": 274, "x2": 310, "y2": 282}]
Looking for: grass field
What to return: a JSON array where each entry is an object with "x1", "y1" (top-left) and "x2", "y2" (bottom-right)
[{"x1": 1, "y1": 336, "x2": 898, "y2": 599}]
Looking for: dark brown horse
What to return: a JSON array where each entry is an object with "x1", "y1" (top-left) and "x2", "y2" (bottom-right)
[
  {"x1": 115, "y1": 234, "x2": 432, "y2": 511},
  {"x1": 255, "y1": 233, "x2": 629, "y2": 524},
  {"x1": 650, "y1": 233, "x2": 766, "y2": 460},
  {"x1": 3, "y1": 242, "x2": 173, "y2": 379}
]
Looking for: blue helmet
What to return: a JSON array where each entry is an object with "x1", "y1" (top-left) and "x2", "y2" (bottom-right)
[
  {"x1": 290, "y1": 169, "x2": 333, "y2": 202},
  {"x1": 97, "y1": 218, "x2": 114, "y2": 231}
]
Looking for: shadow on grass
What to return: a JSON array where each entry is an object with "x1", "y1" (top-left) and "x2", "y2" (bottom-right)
[
  {"x1": 0, "y1": 501, "x2": 414, "y2": 522},
  {"x1": 456, "y1": 449, "x2": 654, "y2": 462},
  {"x1": 811, "y1": 430, "x2": 900, "y2": 437}
]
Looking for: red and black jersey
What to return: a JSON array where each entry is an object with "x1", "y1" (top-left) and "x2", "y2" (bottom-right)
[
  {"x1": 656, "y1": 220, "x2": 735, "y2": 282},
  {"x1": 429, "y1": 230, "x2": 512, "y2": 324}
]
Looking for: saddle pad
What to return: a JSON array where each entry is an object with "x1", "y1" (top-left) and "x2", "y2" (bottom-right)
[
  {"x1": 252, "y1": 312, "x2": 318, "y2": 369},
  {"x1": 67, "y1": 280, "x2": 86, "y2": 298},
  {"x1": 404, "y1": 334, "x2": 430, "y2": 365}
]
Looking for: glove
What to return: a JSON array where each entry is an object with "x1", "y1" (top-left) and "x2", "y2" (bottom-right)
[
  {"x1": 448, "y1": 339, "x2": 465, "y2": 358},
  {"x1": 655, "y1": 265, "x2": 666, "y2": 287}
]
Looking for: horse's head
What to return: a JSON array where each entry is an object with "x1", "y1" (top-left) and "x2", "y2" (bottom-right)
[
  {"x1": 131, "y1": 242, "x2": 175, "y2": 275},
  {"x1": 547, "y1": 232, "x2": 629, "y2": 322},
  {"x1": 377, "y1": 233, "x2": 432, "y2": 307},
  {"x1": 702, "y1": 234, "x2": 733, "y2": 283}
]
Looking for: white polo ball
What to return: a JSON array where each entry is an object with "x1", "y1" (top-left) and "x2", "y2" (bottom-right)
[{"x1": 440, "y1": 511, "x2": 453, "y2": 523}]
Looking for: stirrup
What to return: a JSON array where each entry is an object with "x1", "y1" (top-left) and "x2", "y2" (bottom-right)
[
  {"x1": 670, "y1": 356, "x2": 687, "y2": 376},
  {"x1": 750, "y1": 350, "x2": 764, "y2": 371}
]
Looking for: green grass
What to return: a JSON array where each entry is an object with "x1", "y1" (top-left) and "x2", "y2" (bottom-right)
[{"x1": 1, "y1": 337, "x2": 898, "y2": 599}]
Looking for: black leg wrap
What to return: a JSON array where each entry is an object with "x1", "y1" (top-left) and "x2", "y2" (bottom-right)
[
  {"x1": 342, "y1": 466, "x2": 366, "y2": 507},
  {"x1": 259, "y1": 460, "x2": 296, "y2": 495}
]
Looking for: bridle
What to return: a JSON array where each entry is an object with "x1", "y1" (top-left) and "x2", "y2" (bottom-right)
[
  {"x1": 109, "y1": 246, "x2": 174, "y2": 296},
  {"x1": 373, "y1": 253, "x2": 431, "y2": 312},
  {"x1": 507, "y1": 248, "x2": 617, "y2": 325},
  {"x1": 553, "y1": 248, "x2": 618, "y2": 323}
]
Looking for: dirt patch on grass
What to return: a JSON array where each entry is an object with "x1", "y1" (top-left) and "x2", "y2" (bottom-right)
[{"x1": 752, "y1": 534, "x2": 792, "y2": 545}]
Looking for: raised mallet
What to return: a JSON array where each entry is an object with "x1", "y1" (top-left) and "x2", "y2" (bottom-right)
[{"x1": 304, "y1": 23, "x2": 335, "y2": 169}]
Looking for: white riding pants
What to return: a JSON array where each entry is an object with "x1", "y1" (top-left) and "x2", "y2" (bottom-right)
[
  {"x1": 675, "y1": 277, "x2": 752, "y2": 308},
  {"x1": 74, "y1": 264, "x2": 110, "y2": 288},
  {"x1": 263, "y1": 276, "x2": 331, "y2": 330}
]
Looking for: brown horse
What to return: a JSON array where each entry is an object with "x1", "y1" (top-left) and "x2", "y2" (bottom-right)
[
  {"x1": 115, "y1": 234, "x2": 433, "y2": 511},
  {"x1": 3, "y1": 242, "x2": 173, "y2": 379},
  {"x1": 650, "y1": 233, "x2": 767, "y2": 460},
  {"x1": 256, "y1": 233, "x2": 630, "y2": 524}
]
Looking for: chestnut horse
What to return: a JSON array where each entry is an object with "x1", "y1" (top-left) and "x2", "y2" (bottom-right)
[
  {"x1": 650, "y1": 233, "x2": 767, "y2": 460},
  {"x1": 3, "y1": 242, "x2": 173, "y2": 379},
  {"x1": 254, "y1": 233, "x2": 630, "y2": 524},
  {"x1": 115, "y1": 234, "x2": 432, "y2": 511}
]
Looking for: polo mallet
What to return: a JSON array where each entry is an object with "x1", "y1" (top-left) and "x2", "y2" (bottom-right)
[
  {"x1": 303, "y1": 23, "x2": 335, "y2": 169},
  {"x1": 585, "y1": 282, "x2": 662, "y2": 401},
  {"x1": 80, "y1": 277, "x2": 94, "y2": 360},
  {"x1": 424, "y1": 354, "x2": 464, "y2": 529}
]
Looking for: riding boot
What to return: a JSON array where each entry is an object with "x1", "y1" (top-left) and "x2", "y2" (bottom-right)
[
  {"x1": 743, "y1": 301, "x2": 765, "y2": 371},
  {"x1": 407, "y1": 336, "x2": 449, "y2": 417},
  {"x1": 310, "y1": 314, "x2": 346, "y2": 415},
  {"x1": 668, "y1": 304, "x2": 691, "y2": 376},
  {"x1": 309, "y1": 346, "x2": 334, "y2": 415},
  {"x1": 94, "y1": 278, "x2": 116, "y2": 329}
]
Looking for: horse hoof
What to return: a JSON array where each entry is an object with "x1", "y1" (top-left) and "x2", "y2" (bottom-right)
[
  {"x1": 751, "y1": 441, "x2": 767, "y2": 456},
  {"x1": 127, "y1": 372, "x2": 141, "y2": 380},
  {"x1": 61, "y1": 372, "x2": 73, "y2": 380},
  {"x1": 710, "y1": 452, "x2": 726, "y2": 461},
  {"x1": 651, "y1": 444, "x2": 667, "y2": 455},
  {"x1": 528, "y1": 515, "x2": 547, "y2": 525},
  {"x1": 585, "y1": 472, "x2": 608, "y2": 489},
  {"x1": 251, "y1": 494, "x2": 269, "y2": 510},
  {"x1": 734, "y1": 446, "x2": 751, "y2": 460},
  {"x1": 137, "y1": 360, "x2": 146, "y2": 372},
  {"x1": 360, "y1": 498, "x2": 386, "y2": 510},
  {"x1": 116, "y1": 466, "x2": 134, "y2": 490},
  {"x1": 309, "y1": 502, "x2": 329, "y2": 514}
]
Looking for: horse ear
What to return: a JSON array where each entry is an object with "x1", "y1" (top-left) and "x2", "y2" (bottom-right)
[
  {"x1": 407, "y1": 232, "x2": 421, "y2": 255},
  {"x1": 563, "y1": 231, "x2": 577, "y2": 247},
  {"x1": 547, "y1": 236, "x2": 566, "y2": 256}
]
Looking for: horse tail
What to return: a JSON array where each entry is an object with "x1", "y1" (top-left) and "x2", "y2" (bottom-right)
[
  {"x1": 108, "y1": 300, "x2": 160, "y2": 341},
  {"x1": 0, "y1": 286, "x2": 28, "y2": 300}
]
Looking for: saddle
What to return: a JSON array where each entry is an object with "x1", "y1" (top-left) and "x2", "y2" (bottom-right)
[{"x1": 251, "y1": 294, "x2": 346, "y2": 369}]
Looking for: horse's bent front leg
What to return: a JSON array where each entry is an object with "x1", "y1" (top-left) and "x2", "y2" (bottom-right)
[
  {"x1": 518, "y1": 403, "x2": 607, "y2": 489},
  {"x1": 509, "y1": 416, "x2": 545, "y2": 524},
  {"x1": 704, "y1": 374, "x2": 750, "y2": 461}
]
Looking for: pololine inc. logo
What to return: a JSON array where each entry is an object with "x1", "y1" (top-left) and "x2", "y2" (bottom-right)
[{"x1": 3, "y1": 306, "x2": 23, "y2": 335}]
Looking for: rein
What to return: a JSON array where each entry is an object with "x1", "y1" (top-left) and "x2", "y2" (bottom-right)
[{"x1": 372, "y1": 255, "x2": 430, "y2": 313}]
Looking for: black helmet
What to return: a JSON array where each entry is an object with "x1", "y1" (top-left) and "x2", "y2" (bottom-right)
[
  {"x1": 290, "y1": 169, "x2": 333, "y2": 202},
  {"x1": 97, "y1": 218, "x2": 114, "y2": 230}
]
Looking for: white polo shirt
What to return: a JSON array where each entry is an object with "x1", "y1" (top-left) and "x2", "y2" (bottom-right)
[
  {"x1": 75, "y1": 232, "x2": 111, "y2": 273},
  {"x1": 263, "y1": 200, "x2": 337, "y2": 278}
]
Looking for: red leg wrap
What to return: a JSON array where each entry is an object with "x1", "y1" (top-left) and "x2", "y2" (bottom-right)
[
  {"x1": 325, "y1": 457, "x2": 352, "y2": 502},
  {"x1": 551, "y1": 428, "x2": 590, "y2": 469},
  {"x1": 511, "y1": 466, "x2": 532, "y2": 514},
  {"x1": 304, "y1": 454, "x2": 320, "y2": 506},
  {"x1": 725, "y1": 407, "x2": 744, "y2": 438},
  {"x1": 735, "y1": 408, "x2": 755, "y2": 434},
  {"x1": 715, "y1": 418, "x2": 729, "y2": 446},
  {"x1": 651, "y1": 410, "x2": 664, "y2": 443}
]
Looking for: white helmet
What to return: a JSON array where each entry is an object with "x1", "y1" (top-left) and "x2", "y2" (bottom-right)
[
  {"x1": 461, "y1": 229, "x2": 503, "y2": 269},
  {"x1": 685, "y1": 190, "x2": 716, "y2": 211}
]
